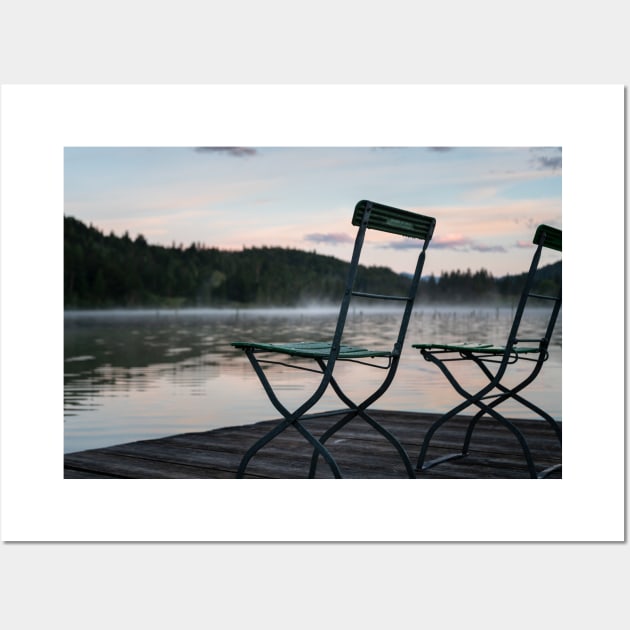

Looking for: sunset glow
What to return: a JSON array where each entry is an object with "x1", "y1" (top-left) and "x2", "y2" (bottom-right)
[{"x1": 64, "y1": 146, "x2": 562, "y2": 277}]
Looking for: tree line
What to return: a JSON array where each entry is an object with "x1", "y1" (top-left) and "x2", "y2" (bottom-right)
[{"x1": 64, "y1": 216, "x2": 561, "y2": 308}]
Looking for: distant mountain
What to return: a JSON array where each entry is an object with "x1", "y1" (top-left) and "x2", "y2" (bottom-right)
[{"x1": 64, "y1": 216, "x2": 561, "y2": 308}]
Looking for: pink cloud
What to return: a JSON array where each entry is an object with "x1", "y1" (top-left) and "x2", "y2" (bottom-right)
[{"x1": 304, "y1": 232, "x2": 354, "y2": 245}]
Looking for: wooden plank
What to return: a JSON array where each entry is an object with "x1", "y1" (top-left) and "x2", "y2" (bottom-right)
[
  {"x1": 64, "y1": 410, "x2": 561, "y2": 479},
  {"x1": 64, "y1": 450, "x2": 240, "y2": 479}
]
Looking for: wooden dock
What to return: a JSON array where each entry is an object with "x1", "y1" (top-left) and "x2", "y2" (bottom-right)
[{"x1": 64, "y1": 410, "x2": 562, "y2": 479}]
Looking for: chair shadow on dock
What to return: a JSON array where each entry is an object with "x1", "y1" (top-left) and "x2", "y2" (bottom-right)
[{"x1": 64, "y1": 410, "x2": 562, "y2": 479}]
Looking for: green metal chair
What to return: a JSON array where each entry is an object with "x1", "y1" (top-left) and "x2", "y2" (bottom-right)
[
  {"x1": 412, "y1": 224, "x2": 562, "y2": 478},
  {"x1": 232, "y1": 200, "x2": 436, "y2": 478}
]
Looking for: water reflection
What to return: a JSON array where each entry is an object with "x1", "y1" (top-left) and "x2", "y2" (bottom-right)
[{"x1": 64, "y1": 307, "x2": 561, "y2": 453}]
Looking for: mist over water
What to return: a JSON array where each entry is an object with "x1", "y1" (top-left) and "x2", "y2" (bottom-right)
[{"x1": 64, "y1": 305, "x2": 561, "y2": 453}]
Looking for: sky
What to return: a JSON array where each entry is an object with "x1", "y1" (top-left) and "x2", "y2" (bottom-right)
[{"x1": 64, "y1": 146, "x2": 562, "y2": 277}]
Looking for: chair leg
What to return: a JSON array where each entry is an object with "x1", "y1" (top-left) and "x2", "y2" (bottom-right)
[
  {"x1": 537, "y1": 463, "x2": 562, "y2": 478},
  {"x1": 236, "y1": 417, "x2": 292, "y2": 478},
  {"x1": 360, "y1": 410, "x2": 416, "y2": 478},
  {"x1": 308, "y1": 409, "x2": 356, "y2": 478},
  {"x1": 417, "y1": 402, "x2": 539, "y2": 478},
  {"x1": 237, "y1": 349, "x2": 344, "y2": 478},
  {"x1": 457, "y1": 379, "x2": 562, "y2": 477},
  {"x1": 504, "y1": 389, "x2": 562, "y2": 444},
  {"x1": 416, "y1": 406, "x2": 471, "y2": 471},
  {"x1": 474, "y1": 406, "x2": 539, "y2": 478},
  {"x1": 308, "y1": 406, "x2": 416, "y2": 478},
  {"x1": 237, "y1": 415, "x2": 344, "y2": 478},
  {"x1": 292, "y1": 420, "x2": 344, "y2": 478},
  {"x1": 463, "y1": 391, "x2": 561, "y2": 479},
  {"x1": 416, "y1": 353, "x2": 488, "y2": 470},
  {"x1": 416, "y1": 353, "x2": 554, "y2": 478},
  {"x1": 471, "y1": 354, "x2": 562, "y2": 446},
  {"x1": 308, "y1": 361, "x2": 416, "y2": 478},
  {"x1": 416, "y1": 360, "x2": 537, "y2": 477}
]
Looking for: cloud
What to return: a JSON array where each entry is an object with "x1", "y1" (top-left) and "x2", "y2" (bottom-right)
[
  {"x1": 304, "y1": 232, "x2": 354, "y2": 245},
  {"x1": 535, "y1": 155, "x2": 562, "y2": 170},
  {"x1": 514, "y1": 216, "x2": 538, "y2": 230},
  {"x1": 195, "y1": 147, "x2": 258, "y2": 157},
  {"x1": 393, "y1": 234, "x2": 507, "y2": 253},
  {"x1": 380, "y1": 234, "x2": 472, "y2": 251},
  {"x1": 373, "y1": 147, "x2": 454, "y2": 152},
  {"x1": 380, "y1": 239, "x2": 425, "y2": 250},
  {"x1": 470, "y1": 243, "x2": 507, "y2": 253},
  {"x1": 530, "y1": 147, "x2": 562, "y2": 171},
  {"x1": 431, "y1": 234, "x2": 474, "y2": 249}
]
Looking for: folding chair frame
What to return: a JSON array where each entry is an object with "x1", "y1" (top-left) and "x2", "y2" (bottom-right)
[
  {"x1": 232, "y1": 200, "x2": 436, "y2": 478},
  {"x1": 413, "y1": 225, "x2": 562, "y2": 478}
]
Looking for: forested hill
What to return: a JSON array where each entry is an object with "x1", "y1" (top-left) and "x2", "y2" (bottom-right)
[{"x1": 64, "y1": 216, "x2": 561, "y2": 308}]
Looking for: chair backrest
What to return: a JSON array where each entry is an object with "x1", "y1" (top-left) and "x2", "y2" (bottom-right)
[
  {"x1": 330, "y1": 200, "x2": 436, "y2": 359},
  {"x1": 506, "y1": 224, "x2": 562, "y2": 356},
  {"x1": 352, "y1": 199, "x2": 436, "y2": 240}
]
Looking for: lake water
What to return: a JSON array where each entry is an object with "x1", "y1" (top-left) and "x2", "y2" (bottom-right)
[{"x1": 64, "y1": 306, "x2": 562, "y2": 453}]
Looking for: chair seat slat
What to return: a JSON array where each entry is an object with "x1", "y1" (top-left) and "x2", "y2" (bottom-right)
[
  {"x1": 232, "y1": 340, "x2": 392, "y2": 359},
  {"x1": 412, "y1": 342, "x2": 540, "y2": 354}
]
